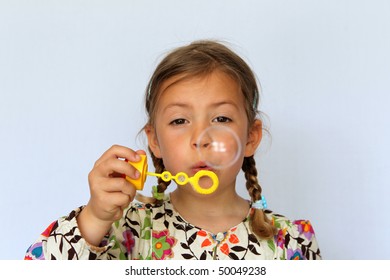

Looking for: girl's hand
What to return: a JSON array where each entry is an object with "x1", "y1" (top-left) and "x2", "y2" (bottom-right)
[{"x1": 77, "y1": 145, "x2": 146, "y2": 246}]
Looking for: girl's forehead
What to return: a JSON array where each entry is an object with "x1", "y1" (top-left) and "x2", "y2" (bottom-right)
[{"x1": 158, "y1": 70, "x2": 240, "y2": 99}]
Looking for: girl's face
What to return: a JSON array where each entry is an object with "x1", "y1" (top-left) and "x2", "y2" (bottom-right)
[{"x1": 146, "y1": 70, "x2": 262, "y2": 193}]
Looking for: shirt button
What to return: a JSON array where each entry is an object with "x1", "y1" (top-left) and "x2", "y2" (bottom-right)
[{"x1": 216, "y1": 232, "x2": 225, "y2": 242}]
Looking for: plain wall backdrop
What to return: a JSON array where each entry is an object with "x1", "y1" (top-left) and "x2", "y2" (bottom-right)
[{"x1": 1, "y1": 0, "x2": 389, "y2": 260}]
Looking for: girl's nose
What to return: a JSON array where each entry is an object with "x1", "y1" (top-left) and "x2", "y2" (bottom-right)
[
  {"x1": 193, "y1": 138, "x2": 210, "y2": 149},
  {"x1": 191, "y1": 124, "x2": 211, "y2": 149}
]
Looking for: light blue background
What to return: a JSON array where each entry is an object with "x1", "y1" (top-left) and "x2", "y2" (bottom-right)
[{"x1": 1, "y1": 0, "x2": 389, "y2": 259}]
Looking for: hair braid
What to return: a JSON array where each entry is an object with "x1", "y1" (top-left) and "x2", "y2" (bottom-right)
[
  {"x1": 150, "y1": 150, "x2": 171, "y2": 205},
  {"x1": 242, "y1": 156, "x2": 276, "y2": 239}
]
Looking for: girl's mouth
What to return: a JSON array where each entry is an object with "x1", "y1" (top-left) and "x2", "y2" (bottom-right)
[{"x1": 191, "y1": 161, "x2": 214, "y2": 174}]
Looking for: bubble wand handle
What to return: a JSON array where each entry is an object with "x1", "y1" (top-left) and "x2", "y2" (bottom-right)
[{"x1": 126, "y1": 155, "x2": 218, "y2": 194}]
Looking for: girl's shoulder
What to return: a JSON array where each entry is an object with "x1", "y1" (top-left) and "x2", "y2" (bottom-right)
[
  {"x1": 264, "y1": 209, "x2": 321, "y2": 260},
  {"x1": 264, "y1": 209, "x2": 316, "y2": 239}
]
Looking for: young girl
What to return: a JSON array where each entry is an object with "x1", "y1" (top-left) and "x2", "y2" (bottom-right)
[{"x1": 25, "y1": 40, "x2": 321, "y2": 260}]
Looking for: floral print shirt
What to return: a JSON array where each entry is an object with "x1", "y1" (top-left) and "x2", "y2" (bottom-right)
[{"x1": 24, "y1": 196, "x2": 321, "y2": 260}]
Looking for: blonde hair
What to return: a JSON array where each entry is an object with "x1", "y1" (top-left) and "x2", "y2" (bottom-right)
[{"x1": 140, "y1": 40, "x2": 275, "y2": 240}]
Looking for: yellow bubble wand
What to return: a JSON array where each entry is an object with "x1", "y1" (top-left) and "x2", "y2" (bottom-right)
[{"x1": 125, "y1": 155, "x2": 218, "y2": 195}]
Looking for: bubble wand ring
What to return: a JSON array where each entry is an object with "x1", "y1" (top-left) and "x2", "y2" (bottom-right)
[{"x1": 126, "y1": 155, "x2": 219, "y2": 195}]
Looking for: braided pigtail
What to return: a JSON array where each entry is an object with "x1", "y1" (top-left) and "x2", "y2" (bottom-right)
[
  {"x1": 150, "y1": 150, "x2": 171, "y2": 205},
  {"x1": 242, "y1": 156, "x2": 276, "y2": 239}
]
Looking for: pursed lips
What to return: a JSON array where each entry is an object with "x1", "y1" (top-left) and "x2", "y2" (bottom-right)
[{"x1": 190, "y1": 161, "x2": 214, "y2": 174}]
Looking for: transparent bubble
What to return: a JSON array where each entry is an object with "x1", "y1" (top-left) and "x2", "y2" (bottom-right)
[{"x1": 196, "y1": 125, "x2": 242, "y2": 170}]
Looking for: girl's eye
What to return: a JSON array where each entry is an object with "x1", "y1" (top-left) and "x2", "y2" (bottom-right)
[
  {"x1": 213, "y1": 116, "x2": 232, "y2": 123},
  {"x1": 170, "y1": 118, "x2": 188, "y2": 125}
]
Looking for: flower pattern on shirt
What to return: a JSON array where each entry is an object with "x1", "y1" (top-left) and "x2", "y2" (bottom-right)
[
  {"x1": 24, "y1": 196, "x2": 321, "y2": 260},
  {"x1": 122, "y1": 229, "x2": 135, "y2": 255},
  {"x1": 294, "y1": 220, "x2": 315, "y2": 240},
  {"x1": 152, "y1": 229, "x2": 177, "y2": 259},
  {"x1": 288, "y1": 248, "x2": 304, "y2": 260}
]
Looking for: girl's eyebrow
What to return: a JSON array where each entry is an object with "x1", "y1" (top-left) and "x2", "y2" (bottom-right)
[{"x1": 162, "y1": 102, "x2": 191, "y2": 113}]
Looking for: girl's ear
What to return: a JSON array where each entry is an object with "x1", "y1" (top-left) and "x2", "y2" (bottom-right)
[
  {"x1": 244, "y1": 119, "x2": 263, "y2": 157},
  {"x1": 145, "y1": 125, "x2": 162, "y2": 158}
]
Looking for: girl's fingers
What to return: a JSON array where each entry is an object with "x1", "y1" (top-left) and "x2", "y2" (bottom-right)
[
  {"x1": 86, "y1": 145, "x2": 146, "y2": 223},
  {"x1": 94, "y1": 145, "x2": 145, "y2": 167},
  {"x1": 95, "y1": 177, "x2": 137, "y2": 196},
  {"x1": 92, "y1": 156, "x2": 140, "y2": 181}
]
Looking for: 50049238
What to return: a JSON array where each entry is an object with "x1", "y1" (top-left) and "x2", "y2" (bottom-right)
[{"x1": 218, "y1": 266, "x2": 266, "y2": 276}]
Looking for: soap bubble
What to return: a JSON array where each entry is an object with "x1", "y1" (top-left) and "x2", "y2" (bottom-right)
[{"x1": 196, "y1": 125, "x2": 242, "y2": 170}]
